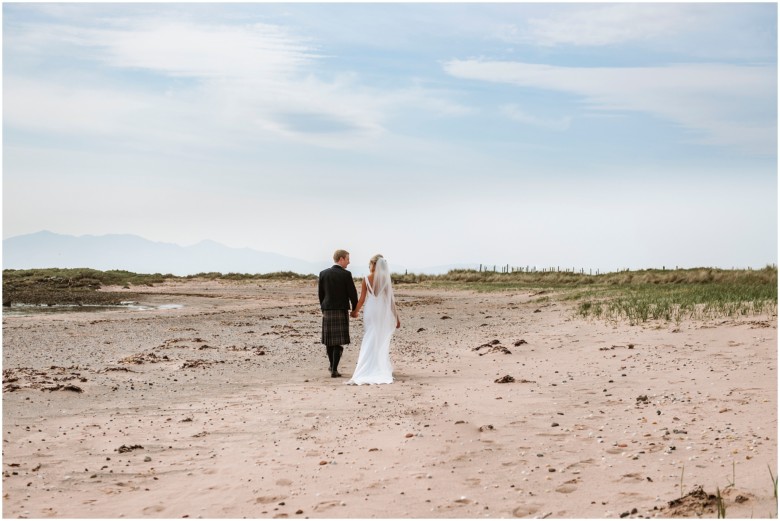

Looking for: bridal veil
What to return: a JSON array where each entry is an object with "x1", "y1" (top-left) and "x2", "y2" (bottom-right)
[{"x1": 347, "y1": 257, "x2": 397, "y2": 385}]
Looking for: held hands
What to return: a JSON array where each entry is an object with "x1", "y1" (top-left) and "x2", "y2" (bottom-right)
[{"x1": 350, "y1": 309, "x2": 398, "y2": 327}]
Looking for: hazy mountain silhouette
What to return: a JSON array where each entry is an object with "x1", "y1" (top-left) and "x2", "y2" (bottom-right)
[{"x1": 2, "y1": 231, "x2": 327, "y2": 276}]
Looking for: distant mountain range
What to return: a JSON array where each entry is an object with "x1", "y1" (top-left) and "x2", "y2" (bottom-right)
[
  {"x1": 2, "y1": 231, "x2": 327, "y2": 276},
  {"x1": 2, "y1": 231, "x2": 478, "y2": 276}
]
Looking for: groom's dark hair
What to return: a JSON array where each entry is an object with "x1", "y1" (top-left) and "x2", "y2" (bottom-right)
[{"x1": 333, "y1": 249, "x2": 349, "y2": 263}]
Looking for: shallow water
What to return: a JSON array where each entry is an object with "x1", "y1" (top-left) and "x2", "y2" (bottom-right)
[{"x1": 3, "y1": 302, "x2": 183, "y2": 317}]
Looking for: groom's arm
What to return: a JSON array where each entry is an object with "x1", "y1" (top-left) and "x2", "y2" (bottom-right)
[
  {"x1": 318, "y1": 273, "x2": 325, "y2": 307},
  {"x1": 347, "y1": 274, "x2": 358, "y2": 311}
]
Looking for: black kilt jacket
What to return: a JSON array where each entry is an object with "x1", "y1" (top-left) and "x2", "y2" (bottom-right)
[
  {"x1": 318, "y1": 265, "x2": 358, "y2": 346},
  {"x1": 318, "y1": 265, "x2": 358, "y2": 311}
]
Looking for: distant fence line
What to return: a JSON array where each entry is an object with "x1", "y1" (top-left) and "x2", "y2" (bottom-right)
[
  {"x1": 398, "y1": 264, "x2": 776, "y2": 277},
  {"x1": 478, "y1": 264, "x2": 603, "y2": 275},
  {"x1": 404, "y1": 264, "x2": 696, "y2": 275},
  {"x1": 479, "y1": 264, "x2": 610, "y2": 276}
]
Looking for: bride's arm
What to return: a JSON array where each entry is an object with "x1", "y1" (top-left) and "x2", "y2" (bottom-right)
[
  {"x1": 351, "y1": 278, "x2": 368, "y2": 318},
  {"x1": 391, "y1": 293, "x2": 400, "y2": 328}
]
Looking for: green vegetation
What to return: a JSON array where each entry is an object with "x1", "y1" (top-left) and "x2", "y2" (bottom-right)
[
  {"x1": 574, "y1": 282, "x2": 776, "y2": 325},
  {"x1": 391, "y1": 266, "x2": 778, "y2": 325},
  {"x1": 2, "y1": 268, "x2": 316, "y2": 306},
  {"x1": 1, "y1": 268, "x2": 163, "y2": 306},
  {"x1": 3, "y1": 268, "x2": 316, "y2": 287},
  {"x1": 393, "y1": 265, "x2": 775, "y2": 288},
  {"x1": 715, "y1": 487, "x2": 726, "y2": 518},
  {"x1": 3, "y1": 267, "x2": 172, "y2": 288}
]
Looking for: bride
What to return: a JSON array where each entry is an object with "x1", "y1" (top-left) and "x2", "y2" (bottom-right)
[{"x1": 347, "y1": 254, "x2": 401, "y2": 385}]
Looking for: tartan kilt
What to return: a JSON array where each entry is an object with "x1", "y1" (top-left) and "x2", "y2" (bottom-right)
[{"x1": 321, "y1": 309, "x2": 350, "y2": 346}]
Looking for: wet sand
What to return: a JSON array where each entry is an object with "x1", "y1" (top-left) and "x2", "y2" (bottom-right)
[{"x1": 2, "y1": 279, "x2": 777, "y2": 518}]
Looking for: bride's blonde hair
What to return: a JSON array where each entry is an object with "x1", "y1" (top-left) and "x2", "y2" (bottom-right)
[{"x1": 369, "y1": 254, "x2": 384, "y2": 268}]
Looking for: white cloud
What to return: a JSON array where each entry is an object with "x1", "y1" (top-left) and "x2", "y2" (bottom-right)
[
  {"x1": 4, "y1": 76, "x2": 147, "y2": 136},
  {"x1": 518, "y1": 4, "x2": 700, "y2": 47},
  {"x1": 490, "y1": 4, "x2": 777, "y2": 62},
  {"x1": 5, "y1": 18, "x2": 466, "y2": 149},
  {"x1": 97, "y1": 21, "x2": 316, "y2": 79},
  {"x1": 444, "y1": 59, "x2": 777, "y2": 155},
  {"x1": 3, "y1": 74, "x2": 252, "y2": 152},
  {"x1": 500, "y1": 104, "x2": 571, "y2": 131},
  {"x1": 8, "y1": 16, "x2": 317, "y2": 79}
]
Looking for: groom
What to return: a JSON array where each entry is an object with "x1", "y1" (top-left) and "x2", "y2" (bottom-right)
[{"x1": 318, "y1": 249, "x2": 358, "y2": 378}]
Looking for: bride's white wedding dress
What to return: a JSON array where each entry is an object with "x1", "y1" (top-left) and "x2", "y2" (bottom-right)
[{"x1": 347, "y1": 259, "x2": 397, "y2": 385}]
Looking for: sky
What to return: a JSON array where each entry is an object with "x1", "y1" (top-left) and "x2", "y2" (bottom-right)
[{"x1": 3, "y1": 2, "x2": 778, "y2": 273}]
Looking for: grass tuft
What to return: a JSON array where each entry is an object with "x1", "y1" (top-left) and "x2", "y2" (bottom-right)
[{"x1": 716, "y1": 487, "x2": 727, "y2": 518}]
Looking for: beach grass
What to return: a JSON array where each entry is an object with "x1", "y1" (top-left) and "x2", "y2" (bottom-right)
[
  {"x1": 2, "y1": 268, "x2": 316, "y2": 306},
  {"x1": 3, "y1": 268, "x2": 316, "y2": 288},
  {"x1": 2, "y1": 268, "x2": 163, "y2": 306},
  {"x1": 393, "y1": 266, "x2": 777, "y2": 324},
  {"x1": 573, "y1": 282, "x2": 777, "y2": 325},
  {"x1": 715, "y1": 487, "x2": 726, "y2": 518},
  {"x1": 3, "y1": 267, "x2": 172, "y2": 288}
]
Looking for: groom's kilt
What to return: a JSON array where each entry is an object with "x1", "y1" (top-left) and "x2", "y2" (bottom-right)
[{"x1": 321, "y1": 309, "x2": 351, "y2": 346}]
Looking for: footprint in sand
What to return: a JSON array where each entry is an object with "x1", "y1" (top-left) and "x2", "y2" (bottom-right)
[
  {"x1": 617, "y1": 473, "x2": 645, "y2": 483},
  {"x1": 555, "y1": 480, "x2": 578, "y2": 494},
  {"x1": 142, "y1": 505, "x2": 166, "y2": 515},
  {"x1": 276, "y1": 478, "x2": 293, "y2": 486},
  {"x1": 314, "y1": 500, "x2": 340, "y2": 512},
  {"x1": 464, "y1": 477, "x2": 481, "y2": 487},
  {"x1": 565, "y1": 458, "x2": 595, "y2": 471},
  {"x1": 512, "y1": 503, "x2": 542, "y2": 517},
  {"x1": 255, "y1": 495, "x2": 286, "y2": 504}
]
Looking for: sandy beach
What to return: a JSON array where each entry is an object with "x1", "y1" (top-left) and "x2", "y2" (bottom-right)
[{"x1": 2, "y1": 279, "x2": 777, "y2": 518}]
